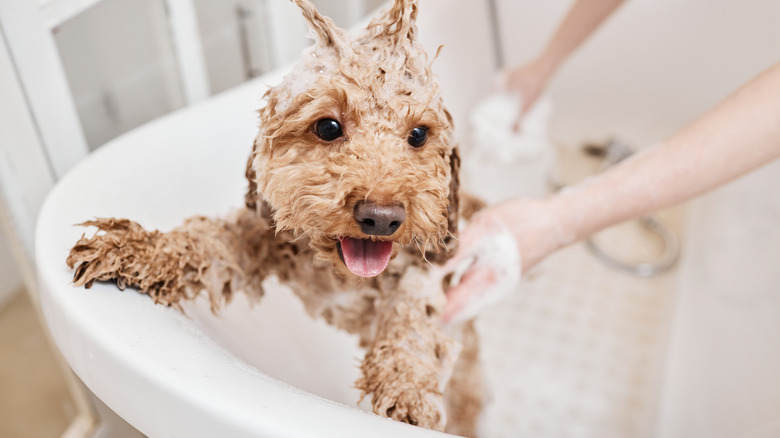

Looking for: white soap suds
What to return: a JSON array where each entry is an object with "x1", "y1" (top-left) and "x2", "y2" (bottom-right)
[
  {"x1": 469, "y1": 92, "x2": 553, "y2": 163},
  {"x1": 440, "y1": 219, "x2": 521, "y2": 325}
]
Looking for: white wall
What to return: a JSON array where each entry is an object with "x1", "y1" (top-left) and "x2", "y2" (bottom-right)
[
  {"x1": 0, "y1": 24, "x2": 61, "y2": 306},
  {"x1": 416, "y1": 0, "x2": 498, "y2": 141},
  {"x1": 660, "y1": 160, "x2": 780, "y2": 438}
]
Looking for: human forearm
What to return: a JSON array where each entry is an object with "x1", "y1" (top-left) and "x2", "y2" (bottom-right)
[
  {"x1": 536, "y1": 0, "x2": 627, "y2": 73},
  {"x1": 552, "y1": 62, "x2": 780, "y2": 243}
]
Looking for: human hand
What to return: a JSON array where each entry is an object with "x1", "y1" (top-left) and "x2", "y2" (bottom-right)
[
  {"x1": 440, "y1": 198, "x2": 572, "y2": 323},
  {"x1": 496, "y1": 57, "x2": 556, "y2": 131}
]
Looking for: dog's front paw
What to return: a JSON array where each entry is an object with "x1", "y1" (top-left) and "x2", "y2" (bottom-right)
[
  {"x1": 66, "y1": 218, "x2": 207, "y2": 307},
  {"x1": 68, "y1": 218, "x2": 152, "y2": 289},
  {"x1": 373, "y1": 388, "x2": 446, "y2": 431}
]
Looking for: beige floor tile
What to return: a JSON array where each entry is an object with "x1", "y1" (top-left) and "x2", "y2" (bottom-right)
[{"x1": 0, "y1": 290, "x2": 75, "y2": 438}]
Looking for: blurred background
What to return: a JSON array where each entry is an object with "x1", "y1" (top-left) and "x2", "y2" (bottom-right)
[{"x1": 1, "y1": 0, "x2": 779, "y2": 437}]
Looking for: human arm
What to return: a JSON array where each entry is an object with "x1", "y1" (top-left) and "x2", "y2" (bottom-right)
[
  {"x1": 446, "y1": 62, "x2": 780, "y2": 321},
  {"x1": 553, "y1": 62, "x2": 780, "y2": 241},
  {"x1": 502, "y1": 0, "x2": 627, "y2": 123}
]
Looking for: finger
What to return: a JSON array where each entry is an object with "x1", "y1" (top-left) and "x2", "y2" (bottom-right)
[
  {"x1": 443, "y1": 266, "x2": 495, "y2": 323},
  {"x1": 513, "y1": 98, "x2": 534, "y2": 133},
  {"x1": 440, "y1": 210, "x2": 500, "y2": 273},
  {"x1": 441, "y1": 245, "x2": 472, "y2": 274},
  {"x1": 511, "y1": 118, "x2": 522, "y2": 133}
]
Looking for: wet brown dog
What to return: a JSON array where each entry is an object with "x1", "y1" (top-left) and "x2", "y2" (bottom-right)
[{"x1": 67, "y1": 0, "x2": 484, "y2": 434}]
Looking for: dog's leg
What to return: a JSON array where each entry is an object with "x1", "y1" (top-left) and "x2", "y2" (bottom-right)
[
  {"x1": 67, "y1": 208, "x2": 274, "y2": 311},
  {"x1": 356, "y1": 267, "x2": 459, "y2": 431},
  {"x1": 444, "y1": 320, "x2": 485, "y2": 437},
  {"x1": 356, "y1": 299, "x2": 457, "y2": 431}
]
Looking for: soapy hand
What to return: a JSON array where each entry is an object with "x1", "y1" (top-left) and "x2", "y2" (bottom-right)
[
  {"x1": 440, "y1": 199, "x2": 572, "y2": 323},
  {"x1": 439, "y1": 213, "x2": 521, "y2": 325}
]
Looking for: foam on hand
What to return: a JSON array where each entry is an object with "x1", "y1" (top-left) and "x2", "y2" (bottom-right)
[{"x1": 441, "y1": 218, "x2": 522, "y2": 325}]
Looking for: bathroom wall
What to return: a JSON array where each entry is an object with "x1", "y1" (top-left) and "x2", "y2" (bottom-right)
[
  {"x1": 416, "y1": 0, "x2": 498, "y2": 139},
  {"x1": 658, "y1": 160, "x2": 780, "y2": 438}
]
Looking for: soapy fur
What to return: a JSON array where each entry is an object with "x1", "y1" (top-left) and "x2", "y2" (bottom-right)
[{"x1": 67, "y1": 0, "x2": 484, "y2": 433}]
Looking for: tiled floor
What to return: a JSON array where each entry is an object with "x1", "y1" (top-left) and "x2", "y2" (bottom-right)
[
  {"x1": 477, "y1": 231, "x2": 681, "y2": 438},
  {"x1": 0, "y1": 290, "x2": 74, "y2": 438}
]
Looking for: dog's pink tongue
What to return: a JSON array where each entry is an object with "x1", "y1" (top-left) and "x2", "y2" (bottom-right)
[{"x1": 339, "y1": 237, "x2": 393, "y2": 277}]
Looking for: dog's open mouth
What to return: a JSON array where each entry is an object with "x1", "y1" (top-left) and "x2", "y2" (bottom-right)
[{"x1": 337, "y1": 237, "x2": 394, "y2": 277}]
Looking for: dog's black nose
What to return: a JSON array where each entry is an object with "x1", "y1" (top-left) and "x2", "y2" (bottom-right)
[{"x1": 354, "y1": 201, "x2": 406, "y2": 236}]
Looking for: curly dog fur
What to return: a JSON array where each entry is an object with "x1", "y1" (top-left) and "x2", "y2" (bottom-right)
[{"x1": 67, "y1": 0, "x2": 485, "y2": 434}]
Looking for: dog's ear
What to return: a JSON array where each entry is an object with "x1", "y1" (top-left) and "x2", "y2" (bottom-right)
[
  {"x1": 446, "y1": 145, "x2": 461, "y2": 244},
  {"x1": 425, "y1": 144, "x2": 460, "y2": 265},
  {"x1": 368, "y1": 0, "x2": 419, "y2": 44},
  {"x1": 290, "y1": 0, "x2": 348, "y2": 55},
  {"x1": 245, "y1": 139, "x2": 277, "y2": 227},
  {"x1": 245, "y1": 140, "x2": 259, "y2": 211},
  {"x1": 259, "y1": 199, "x2": 275, "y2": 227}
]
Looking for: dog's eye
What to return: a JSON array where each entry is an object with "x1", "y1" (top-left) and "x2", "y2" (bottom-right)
[
  {"x1": 408, "y1": 126, "x2": 428, "y2": 148},
  {"x1": 314, "y1": 118, "x2": 343, "y2": 141}
]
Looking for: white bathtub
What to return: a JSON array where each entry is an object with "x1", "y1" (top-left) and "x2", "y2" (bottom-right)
[{"x1": 36, "y1": 70, "x2": 451, "y2": 437}]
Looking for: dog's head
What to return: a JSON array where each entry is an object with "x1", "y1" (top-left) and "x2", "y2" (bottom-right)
[{"x1": 246, "y1": 0, "x2": 460, "y2": 278}]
